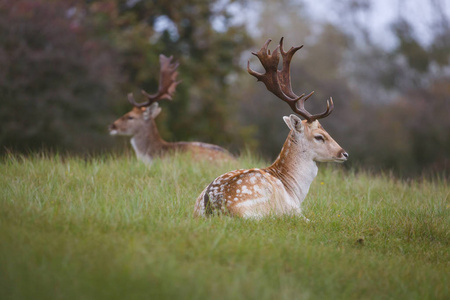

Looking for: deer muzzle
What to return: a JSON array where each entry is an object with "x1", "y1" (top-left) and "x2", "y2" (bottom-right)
[
  {"x1": 337, "y1": 149, "x2": 349, "y2": 162},
  {"x1": 108, "y1": 123, "x2": 118, "y2": 135}
]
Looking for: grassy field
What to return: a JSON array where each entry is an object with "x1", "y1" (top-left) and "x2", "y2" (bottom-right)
[{"x1": 0, "y1": 153, "x2": 448, "y2": 300}]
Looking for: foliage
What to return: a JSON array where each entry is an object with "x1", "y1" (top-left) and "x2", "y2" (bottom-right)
[
  {"x1": 0, "y1": 0, "x2": 123, "y2": 154},
  {"x1": 323, "y1": 0, "x2": 450, "y2": 176},
  {"x1": 0, "y1": 154, "x2": 448, "y2": 299}
]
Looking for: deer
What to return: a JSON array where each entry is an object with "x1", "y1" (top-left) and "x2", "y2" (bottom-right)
[
  {"x1": 109, "y1": 54, "x2": 234, "y2": 164},
  {"x1": 194, "y1": 38, "x2": 348, "y2": 219}
]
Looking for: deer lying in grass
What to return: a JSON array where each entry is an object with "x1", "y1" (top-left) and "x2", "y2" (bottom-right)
[
  {"x1": 109, "y1": 54, "x2": 234, "y2": 164},
  {"x1": 194, "y1": 38, "x2": 348, "y2": 219}
]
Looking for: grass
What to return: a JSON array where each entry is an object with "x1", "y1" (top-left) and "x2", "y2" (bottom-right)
[{"x1": 0, "y1": 152, "x2": 448, "y2": 300}]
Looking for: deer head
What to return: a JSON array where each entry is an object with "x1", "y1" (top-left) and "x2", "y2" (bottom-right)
[
  {"x1": 247, "y1": 38, "x2": 348, "y2": 163},
  {"x1": 108, "y1": 104, "x2": 162, "y2": 137},
  {"x1": 109, "y1": 54, "x2": 180, "y2": 137}
]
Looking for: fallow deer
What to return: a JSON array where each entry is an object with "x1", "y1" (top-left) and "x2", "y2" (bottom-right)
[
  {"x1": 109, "y1": 54, "x2": 234, "y2": 164},
  {"x1": 194, "y1": 38, "x2": 348, "y2": 219}
]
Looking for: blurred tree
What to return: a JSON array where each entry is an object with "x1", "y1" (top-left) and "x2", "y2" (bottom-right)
[
  {"x1": 391, "y1": 19, "x2": 430, "y2": 73},
  {"x1": 325, "y1": 0, "x2": 450, "y2": 176},
  {"x1": 0, "y1": 0, "x2": 123, "y2": 155},
  {"x1": 402, "y1": 79, "x2": 450, "y2": 175}
]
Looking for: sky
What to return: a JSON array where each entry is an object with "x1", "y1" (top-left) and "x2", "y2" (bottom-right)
[
  {"x1": 224, "y1": 0, "x2": 450, "y2": 49},
  {"x1": 304, "y1": 0, "x2": 450, "y2": 47},
  {"x1": 152, "y1": 0, "x2": 450, "y2": 49}
]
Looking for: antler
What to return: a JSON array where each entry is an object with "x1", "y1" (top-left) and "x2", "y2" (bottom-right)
[
  {"x1": 128, "y1": 54, "x2": 181, "y2": 108},
  {"x1": 247, "y1": 38, "x2": 333, "y2": 122}
]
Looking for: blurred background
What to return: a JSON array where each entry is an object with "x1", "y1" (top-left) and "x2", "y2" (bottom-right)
[{"x1": 1, "y1": 0, "x2": 449, "y2": 177}]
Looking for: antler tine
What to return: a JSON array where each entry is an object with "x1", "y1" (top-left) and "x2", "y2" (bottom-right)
[
  {"x1": 278, "y1": 37, "x2": 304, "y2": 100},
  {"x1": 247, "y1": 39, "x2": 297, "y2": 105},
  {"x1": 127, "y1": 92, "x2": 140, "y2": 106},
  {"x1": 305, "y1": 96, "x2": 334, "y2": 119},
  {"x1": 248, "y1": 38, "x2": 334, "y2": 123},
  {"x1": 247, "y1": 39, "x2": 277, "y2": 82},
  {"x1": 128, "y1": 54, "x2": 181, "y2": 108}
]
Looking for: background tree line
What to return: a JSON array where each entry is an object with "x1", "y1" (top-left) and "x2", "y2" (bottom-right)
[{"x1": 0, "y1": 0, "x2": 449, "y2": 177}]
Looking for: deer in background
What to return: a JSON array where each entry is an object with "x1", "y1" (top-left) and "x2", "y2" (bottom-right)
[
  {"x1": 194, "y1": 38, "x2": 348, "y2": 219},
  {"x1": 109, "y1": 54, "x2": 234, "y2": 164}
]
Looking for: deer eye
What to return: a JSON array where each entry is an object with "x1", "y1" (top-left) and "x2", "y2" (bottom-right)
[
  {"x1": 127, "y1": 116, "x2": 134, "y2": 120},
  {"x1": 314, "y1": 135, "x2": 325, "y2": 142}
]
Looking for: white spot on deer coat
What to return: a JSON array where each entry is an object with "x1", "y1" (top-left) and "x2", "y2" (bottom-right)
[
  {"x1": 242, "y1": 185, "x2": 252, "y2": 195},
  {"x1": 235, "y1": 197, "x2": 268, "y2": 208}
]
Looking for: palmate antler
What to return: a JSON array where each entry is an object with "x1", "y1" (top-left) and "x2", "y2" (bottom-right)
[
  {"x1": 128, "y1": 54, "x2": 181, "y2": 108},
  {"x1": 247, "y1": 38, "x2": 333, "y2": 122}
]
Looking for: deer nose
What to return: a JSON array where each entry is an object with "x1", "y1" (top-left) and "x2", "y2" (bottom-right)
[
  {"x1": 109, "y1": 123, "x2": 117, "y2": 131},
  {"x1": 342, "y1": 151, "x2": 349, "y2": 159}
]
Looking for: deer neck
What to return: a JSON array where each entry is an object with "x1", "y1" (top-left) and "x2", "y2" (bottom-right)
[
  {"x1": 265, "y1": 131, "x2": 318, "y2": 203},
  {"x1": 130, "y1": 119, "x2": 170, "y2": 161}
]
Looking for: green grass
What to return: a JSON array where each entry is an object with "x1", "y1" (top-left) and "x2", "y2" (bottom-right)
[{"x1": 0, "y1": 153, "x2": 448, "y2": 300}]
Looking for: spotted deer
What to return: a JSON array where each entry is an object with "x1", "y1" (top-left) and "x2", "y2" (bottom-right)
[
  {"x1": 109, "y1": 54, "x2": 234, "y2": 164},
  {"x1": 194, "y1": 38, "x2": 348, "y2": 219}
]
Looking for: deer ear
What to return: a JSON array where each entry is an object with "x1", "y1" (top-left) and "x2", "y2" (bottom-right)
[
  {"x1": 143, "y1": 103, "x2": 162, "y2": 120},
  {"x1": 283, "y1": 114, "x2": 304, "y2": 133}
]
